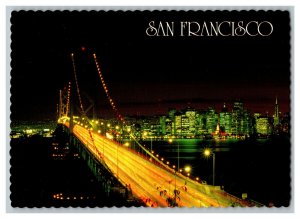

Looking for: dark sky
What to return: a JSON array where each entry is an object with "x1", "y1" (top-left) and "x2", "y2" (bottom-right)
[{"x1": 10, "y1": 10, "x2": 291, "y2": 121}]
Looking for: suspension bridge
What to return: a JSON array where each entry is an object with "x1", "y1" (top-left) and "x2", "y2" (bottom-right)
[{"x1": 57, "y1": 51, "x2": 260, "y2": 207}]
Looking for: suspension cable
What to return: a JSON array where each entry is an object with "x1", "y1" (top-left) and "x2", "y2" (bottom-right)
[
  {"x1": 66, "y1": 82, "x2": 71, "y2": 117},
  {"x1": 71, "y1": 53, "x2": 98, "y2": 153},
  {"x1": 93, "y1": 53, "x2": 125, "y2": 124},
  {"x1": 71, "y1": 53, "x2": 85, "y2": 116}
]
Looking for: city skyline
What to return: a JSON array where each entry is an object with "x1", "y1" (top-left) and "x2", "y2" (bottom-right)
[
  {"x1": 116, "y1": 96, "x2": 287, "y2": 117},
  {"x1": 56, "y1": 98, "x2": 288, "y2": 142}
]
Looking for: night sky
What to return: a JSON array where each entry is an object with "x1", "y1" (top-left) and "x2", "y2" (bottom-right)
[{"x1": 10, "y1": 10, "x2": 291, "y2": 121}]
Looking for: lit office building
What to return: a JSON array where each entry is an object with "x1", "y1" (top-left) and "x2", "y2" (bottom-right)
[
  {"x1": 242, "y1": 110, "x2": 254, "y2": 136},
  {"x1": 256, "y1": 116, "x2": 272, "y2": 135},
  {"x1": 181, "y1": 114, "x2": 190, "y2": 137},
  {"x1": 159, "y1": 116, "x2": 166, "y2": 136},
  {"x1": 185, "y1": 108, "x2": 197, "y2": 137},
  {"x1": 165, "y1": 117, "x2": 173, "y2": 136},
  {"x1": 168, "y1": 109, "x2": 177, "y2": 135},
  {"x1": 219, "y1": 103, "x2": 232, "y2": 134},
  {"x1": 174, "y1": 114, "x2": 182, "y2": 137},
  {"x1": 172, "y1": 108, "x2": 197, "y2": 137},
  {"x1": 195, "y1": 111, "x2": 207, "y2": 135},
  {"x1": 231, "y1": 101, "x2": 244, "y2": 136},
  {"x1": 206, "y1": 107, "x2": 218, "y2": 134}
]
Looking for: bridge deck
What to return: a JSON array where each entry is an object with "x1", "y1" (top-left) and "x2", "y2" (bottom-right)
[{"x1": 62, "y1": 121, "x2": 253, "y2": 207}]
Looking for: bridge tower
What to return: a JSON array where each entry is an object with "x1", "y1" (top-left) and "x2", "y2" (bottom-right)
[
  {"x1": 58, "y1": 82, "x2": 73, "y2": 134},
  {"x1": 69, "y1": 84, "x2": 74, "y2": 134},
  {"x1": 58, "y1": 82, "x2": 71, "y2": 118}
]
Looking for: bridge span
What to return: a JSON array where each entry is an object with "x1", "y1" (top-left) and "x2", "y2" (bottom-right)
[{"x1": 59, "y1": 119, "x2": 256, "y2": 208}]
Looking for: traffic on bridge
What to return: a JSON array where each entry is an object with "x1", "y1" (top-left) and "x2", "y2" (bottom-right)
[{"x1": 60, "y1": 118, "x2": 253, "y2": 207}]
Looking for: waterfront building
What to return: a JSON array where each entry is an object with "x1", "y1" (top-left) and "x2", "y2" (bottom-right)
[
  {"x1": 159, "y1": 116, "x2": 166, "y2": 135},
  {"x1": 175, "y1": 113, "x2": 182, "y2": 137},
  {"x1": 219, "y1": 103, "x2": 232, "y2": 134},
  {"x1": 242, "y1": 110, "x2": 254, "y2": 136},
  {"x1": 255, "y1": 116, "x2": 272, "y2": 135},
  {"x1": 181, "y1": 114, "x2": 190, "y2": 137},
  {"x1": 195, "y1": 111, "x2": 207, "y2": 135},
  {"x1": 206, "y1": 107, "x2": 218, "y2": 134},
  {"x1": 185, "y1": 108, "x2": 197, "y2": 137},
  {"x1": 165, "y1": 117, "x2": 173, "y2": 136},
  {"x1": 167, "y1": 109, "x2": 177, "y2": 135},
  {"x1": 231, "y1": 101, "x2": 244, "y2": 136}
]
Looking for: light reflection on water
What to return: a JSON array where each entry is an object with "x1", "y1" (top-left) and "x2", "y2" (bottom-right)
[
  {"x1": 144, "y1": 139, "x2": 230, "y2": 167},
  {"x1": 141, "y1": 138, "x2": 268, "y2": 180},
  {"x1": 149, "y1": 139, "x2": 240, "y2": 153}
]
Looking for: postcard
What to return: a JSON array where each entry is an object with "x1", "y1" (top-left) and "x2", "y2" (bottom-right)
[{"x1": 9, "y1": 8, "x2": 292, "y2": 212}]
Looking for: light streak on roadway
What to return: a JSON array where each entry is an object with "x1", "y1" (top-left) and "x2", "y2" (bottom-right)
[{"x1": 63, "y1": 121, "x2": 252, "y2": 207}]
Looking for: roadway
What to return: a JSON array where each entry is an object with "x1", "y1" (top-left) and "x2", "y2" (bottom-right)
[{"x1": 63, "y1": 121, "x2": 251, "y2": 207}]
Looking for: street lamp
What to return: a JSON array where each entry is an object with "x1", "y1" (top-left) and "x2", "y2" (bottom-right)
[
  {"x1": 184, "y1": 165, "x2": 191, "y2": 174},
  {"x1": 203, "y1": 149, "x2": 215, "y2": 186},
  {"x1": 184, "y1": 165, "x2": 192, "y2": 180}
]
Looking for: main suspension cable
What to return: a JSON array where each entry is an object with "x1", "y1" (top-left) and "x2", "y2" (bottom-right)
[
  {"x1": 71, "y1": 53, "x2": 85, "y2": 116},
  {"x1": 93, "y1": 53, "x2": 125, "y2": 124},
  {"x1": 71, "y1": 53, "x2": 97, "y2": 154},
  {"x1": 66, "y1": 82, "x2": 71, "y2": 117}
]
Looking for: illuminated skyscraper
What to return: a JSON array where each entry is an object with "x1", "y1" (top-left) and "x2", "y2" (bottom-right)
[
  {"x1": 219, "y1": 103, "x2": 232, "y2": 134},
  {"x1": 173, "y1": 108, "x2": 197, "y2": 137},
  {"x1": 181, "y1": 114, "x2": 189, "y2": 137},
  {"x1": 168, "y1": 108, "x2": 177, "y2": 135},
  {"x1": 165, "y1": 117, "x2": 173, "y2": 136},
  {"x1": 242, "y1": 110, "x2": 253, "y2": 136},
  {"x1": 206, "y1": 107, "x2": 218, "y2": 134},
  {"x1": 159, "y1": 109, "x2": 176, "y2": 136},
  {"x1": 231, "y1": 101, "x2": 243, "y2": 136},
  {"x1": 255, "y1": 115, "x2": 272, "y2": 135},
  {"x1": 185, "y1": 108, "x2": 196, "y2": 137},
  {"x1": 159, "y1": 116, "x2": 166, "y2": 135},
  {"x1": 175, "y1": 113, "x2": 182, "y2": 137},
  {"x1": 195, "y1": 111, "x2": 207, "y2": 135}
]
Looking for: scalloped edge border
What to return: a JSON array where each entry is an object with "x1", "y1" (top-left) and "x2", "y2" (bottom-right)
[{"x1": 6, "y1": 6, "x2": 294, "y2": 213}]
